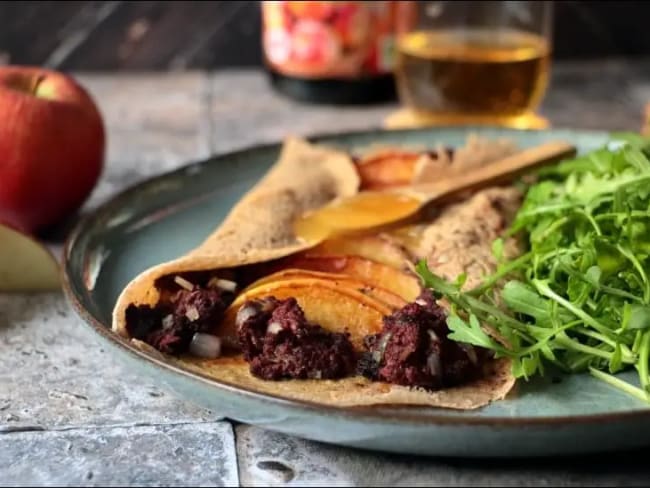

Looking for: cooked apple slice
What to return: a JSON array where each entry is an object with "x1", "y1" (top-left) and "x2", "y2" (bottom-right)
[
  {"x1": 243, "y1": 269, "x2": 407, "y2": 310},
  {"x1": 356, "y1": 149, "x2": 421, "y2": 190},
  {"x1": 0, "y1": 223, "x2": 60, "y2": 292},
  {"x1": 221, "y1": 278, "x2": 392, "y2": 349},
  {"x1": 309, "y1": 234, "x2": 413, "y2": 271},
  {"x1": 280, "y1": 254, "x2": 421, "y2": 302},
  {"x1": 383, "y1": 224, "x2": 430, "y2": 258}
]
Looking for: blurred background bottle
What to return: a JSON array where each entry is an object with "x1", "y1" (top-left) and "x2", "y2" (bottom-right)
[
  {"x1": 261, "y1": 1, "x2": 398, "y2": 105},
  {"x1": 393, "y1": 1, "x2": 553, "y2": 128}
]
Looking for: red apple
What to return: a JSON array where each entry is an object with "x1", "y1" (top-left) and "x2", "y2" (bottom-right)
[{"x1": 0, "y1": 66, "x2": 105, "y2": 233}]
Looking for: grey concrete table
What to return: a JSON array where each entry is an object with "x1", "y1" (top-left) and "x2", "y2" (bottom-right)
[{"x1": 2, "y1": 60, "x2": 650, "y2": 486}]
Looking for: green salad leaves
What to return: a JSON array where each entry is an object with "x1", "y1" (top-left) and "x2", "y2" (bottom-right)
[{"x1": 417, "y1": 133, "x2": 650, "y2": 402}]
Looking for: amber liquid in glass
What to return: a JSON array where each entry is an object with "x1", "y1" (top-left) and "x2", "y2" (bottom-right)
[{"x1": 395, "y1": 29, "x2": 551, "y2": 124}]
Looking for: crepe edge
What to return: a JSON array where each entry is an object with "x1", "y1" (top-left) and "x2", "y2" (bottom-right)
[{"x1": 112, "y1": 136, "x2": 360, "y2": 337}]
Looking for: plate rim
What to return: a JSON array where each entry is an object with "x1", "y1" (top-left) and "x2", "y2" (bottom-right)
[{"x1": 62, "y1": 125, "x2": 650, "y2": 428}]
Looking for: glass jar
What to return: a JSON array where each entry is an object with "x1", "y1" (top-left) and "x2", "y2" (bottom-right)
[{"x1": 261, "y1": 1, "x2": 398, "y2": 105}]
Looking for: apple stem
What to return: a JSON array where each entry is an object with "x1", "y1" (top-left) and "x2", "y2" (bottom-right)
[{"x1": 31, "y1": 75, "x2": 46, "y2": 95}]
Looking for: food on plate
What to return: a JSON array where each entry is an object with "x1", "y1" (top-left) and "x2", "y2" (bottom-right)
[
  {"x1": 308, "y1": 234, "x2": 414, "y2": 270},
  {"x1": 238, "y1": 269, "x2": 408, "y2": 310},
  {"x1": 115, "y1": 131, "x2": 650, "y2": 405},
  {"x1": 236, "y1": 296, "x2": 357, "y2": 380},
  {"x1": 412, "y1": 187, "x2": 523, "y2": 289},
  {"x1": 269, "y1": 254, "x2": 422, "y2": 301},
  {"x1": 113, "y1": 134, "x2": 521, "y2": 410},
  {"x1": 222, "y1": 274, "x2": 394, "y2": 349},
  {"x1": 109, "y1": 126, "x2": 650, "y2": 408},
  {"x1": 0, "y1": 222, "x2": 60, "y2": 292},
  {"x1": 119, "y1": 135, "x2": 360, "y2": 352},
  {"x1": 355, "y1": 134, "x2": 518, "y2": 189},
  {"x1": 124, "y1": 274, "x2": 236, "y2": 355},
  {"x1": 119, "y1": 131, "x2": 650, "y2": 406},
  {"x1": 292, "y1": 190, "x2": 423, "y2": 244},
  {"x1": 0, "y1": 66, "x2": 104, "y2": 233},
  {"x1": 358, "y1": 289, "x2": 486, "y2": 390},
  {"x1": 355, "y1": 149, "x2": 436, "y2": 190},
  {"x1": 423, "y1": 134, "x2": 650, "y2": 402}
]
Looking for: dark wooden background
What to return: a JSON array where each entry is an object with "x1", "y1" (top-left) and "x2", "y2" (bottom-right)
[{"x1": 1, "y1": 1, "x2": 649, "y2": 71}]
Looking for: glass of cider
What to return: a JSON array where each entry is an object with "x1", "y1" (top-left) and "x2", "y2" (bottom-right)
[{"x1": 394, "y1": 1, "x2": 553, "y2": 128}]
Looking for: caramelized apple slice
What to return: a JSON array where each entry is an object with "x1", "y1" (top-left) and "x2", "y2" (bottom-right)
[
  {"x1": 356, "y1": 150, "x2": 421, "y2": 190},
  {"x1": 243, "y1": 269, "x2": 407, "y2": 310},
  {"x1": 309, "y1": 235, "x2": 413, "y2": 271},
  {"x1": 0, "y1": 223, "x2": 60, "y2": 292},
  {"x1": 221, "y1": 278, "x2": 392, "y2": 349},
  {"x1": 280, "y1": 254, "x2": 421, "y2": 302},
  {"x1": 383, "y1": 224, "x2": 429, "y2": 258}
]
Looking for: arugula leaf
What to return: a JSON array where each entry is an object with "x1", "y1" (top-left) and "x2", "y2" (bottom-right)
[
  {"x1": 417, "y1": 134, "x2": 650, "y2": 403},
  {"x1": 446, "y1": 314, "x2": 506, "y2": 353},
  {"x1": 628, "y1": 305, "x2": 650, "y2": 330},
  {"x1": 637, "y1": 330, "x2": 650, "y2": 393},
  {"x1": 501, "y1": 281, "x2": 550, "y2": 320},
  {"x1": 609, "y1": 343, "x2": 623, "y2": 374},
  {"x1": 512, "y1": 355, "x2": 541, "y2": 380},
  {"x1": 491, "y1": 238, "x2": 504, "y2": 262}
]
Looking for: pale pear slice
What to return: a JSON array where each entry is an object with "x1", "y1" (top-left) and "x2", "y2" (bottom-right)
[{"x1": 0, "y1": 223, "x2": 60, "y2": 292}]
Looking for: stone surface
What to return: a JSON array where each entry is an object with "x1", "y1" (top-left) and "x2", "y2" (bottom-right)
[
  {"x1": 209, "y1": 71, "x2": 394, "y2": 154},
  {"x1": 2, "y1": 65, "x2": 650, "y2": 485},
  {"x1": 0, "y1": 294, "x2": 217, "y2": 430},
  {"x1": 76, "y1": 73, "x2": 209, "y2": 134},
  {"x1": 237, "y1": 425, "x2": 650, "y2": 487},
  {"x1": 77, "y1": 72, "x2": 212, "y2": 210},
  {"x1": 1, "y1": 422, "x2": 238, "y2": 486},
  {"x1": 540, "y1": 58, "x2": 648, "y2": 131}
]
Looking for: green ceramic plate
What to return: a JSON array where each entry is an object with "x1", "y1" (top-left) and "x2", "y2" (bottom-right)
[{"x1": 63, "y1": 127, "x2": 650, "y2": 457}]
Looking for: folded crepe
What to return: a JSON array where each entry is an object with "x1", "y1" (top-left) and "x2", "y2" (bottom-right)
[{"x1": 112, "y1": 137, "x2": 515, "y2": 410}]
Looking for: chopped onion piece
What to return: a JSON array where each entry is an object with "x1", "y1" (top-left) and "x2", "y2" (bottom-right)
[
  {"x1": 207, "y1": 276, "x2": 237, "y2": 292},
  {"x1": 236, "y1": 304, "x2": 258, "y2": 329},
  {"x1": 427, "y1": 352, "x2": 442, "y2": 377},
  {"x1": 185, "y1": 306, "x2": 200, "y2": 322},
  {"x1": 460, "y1": 343, "x2": 479, "y2": 365},
  {"x1": 162, "y1": 314, "x2": 175, "y2": 330},
  {"x1": 427, "y1": 329, "x2": 439, "y2": 343},
  {"x1": 174, "y1": 275, "x2": 194, "y2": 291},
  {"x1": 189, "y1": 333, "x2": 222, "y2": 359},
  {"x1": 215, "y1": 278, "x2": 237, "y2": 292},
  {"x1": 372, "y1": 332, "x2": 392, "y2": 364},
  {"x1": 267, "y1": 321, "x2": 283, "y2": 335}
]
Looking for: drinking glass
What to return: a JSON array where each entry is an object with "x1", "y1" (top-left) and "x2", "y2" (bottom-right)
[{"x1": 394, "y1": 1, "x2": 553, "y2": 128}]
